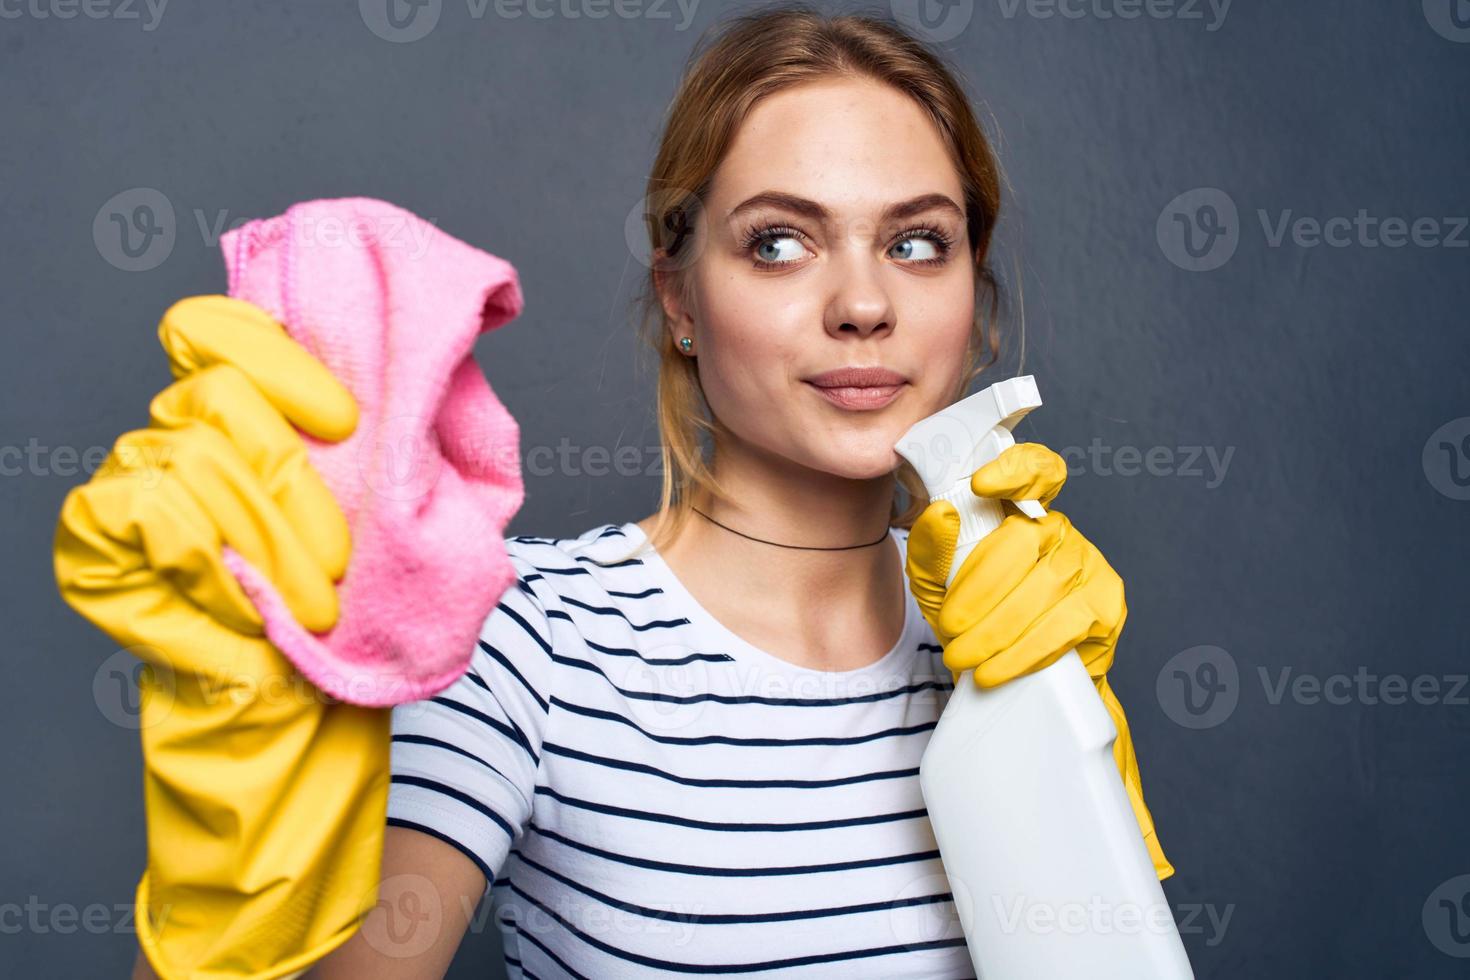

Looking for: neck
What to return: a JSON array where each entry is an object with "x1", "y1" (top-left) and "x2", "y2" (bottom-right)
[{"x1": 646, "y1": 436, "x2": 903, "y2": 629}]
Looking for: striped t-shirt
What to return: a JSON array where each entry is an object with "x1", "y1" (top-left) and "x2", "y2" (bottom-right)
[{"x1": 385, "y1": 520, "x2": 974, "y2": 978}]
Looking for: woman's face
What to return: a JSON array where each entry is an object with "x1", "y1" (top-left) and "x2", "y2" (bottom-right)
[{"x1": 664, "y1": 76, "x2": 977, "y2": 482}]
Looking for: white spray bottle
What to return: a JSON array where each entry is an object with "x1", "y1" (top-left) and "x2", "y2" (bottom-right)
[{"x1": 893, "y1": 376, "x2": 1193, "y2": 980}]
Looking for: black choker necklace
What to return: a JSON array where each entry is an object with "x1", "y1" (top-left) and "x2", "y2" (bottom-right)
[{"x1": 690, "y1": 506, "x2": 890, "y2": 551}]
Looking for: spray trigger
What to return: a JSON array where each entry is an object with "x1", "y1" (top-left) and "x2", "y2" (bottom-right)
[{"x1": 1015, "y1": 499, "x2": 1047, "y2": 520}]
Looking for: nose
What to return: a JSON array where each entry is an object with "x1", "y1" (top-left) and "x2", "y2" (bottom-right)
[{"x1": 822, "y1": 254, "x2": 896, "y2": 340}]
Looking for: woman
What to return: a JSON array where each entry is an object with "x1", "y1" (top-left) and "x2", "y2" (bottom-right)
[{"x1": 64, "y1": 5, "x2": 1169, "y2": 977}]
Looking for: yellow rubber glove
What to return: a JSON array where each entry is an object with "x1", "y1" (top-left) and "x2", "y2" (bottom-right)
[
  {"x1": 54, "y1": 296, "x2": 392, "y2": 979},
  {"x1": 906, "y1": 442, "x2": 1175, "y2": 881}
]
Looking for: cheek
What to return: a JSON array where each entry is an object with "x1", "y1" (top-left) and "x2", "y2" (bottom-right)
[
  {"x1": 910, "y1": 283, "x2": 977, "y2": 395},
  {"x1": 946, "y1": 304, "x2": 976, "y2": 380},
  {"x1": 693, "y1": 277, "x2": 810, "y2": 409},
  {"x1": 697, "y1": 330, "x2": 798, "y2": 434},
  {"x1": 938, "y1": 265, "x2": 978, "y2": 338}
]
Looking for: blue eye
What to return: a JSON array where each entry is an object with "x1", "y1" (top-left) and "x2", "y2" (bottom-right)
[
  {"x1": 888, "y1": 224, "x2": 957, "y2": 266},
  {"x1": 891, "y1": 236, "x2": 942, "y2": 262},
  {"x1": 741, "y1": 225, "x2": 811, "y2": 268},
  {"x1": 753, "y1": 233, "x2": 810, "y2": 265}
]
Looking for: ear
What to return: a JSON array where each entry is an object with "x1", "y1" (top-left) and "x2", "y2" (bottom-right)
[{"x1": 652, "y1": 260, "x2": 695, "y2": 345}]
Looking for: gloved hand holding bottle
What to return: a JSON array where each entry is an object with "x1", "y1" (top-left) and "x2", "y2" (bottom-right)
[
  {"x1": 904, "y1": 442, "x2": 1175, "y2": 881},
  {"x1": 54, "y1": 296, "x2": 391, "y2": 979}
]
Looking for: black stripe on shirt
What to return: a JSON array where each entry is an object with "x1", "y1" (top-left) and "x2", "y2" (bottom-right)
[
  {"x1": 529, "y1": 824, "x2": 940, "y2": 877},
  {"x1": 542, "y1": 741, "x2": 919, "y2": 790}
]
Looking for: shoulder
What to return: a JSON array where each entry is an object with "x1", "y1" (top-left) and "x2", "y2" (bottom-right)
[
  {"x1": 498, "y1": 522, "x2": 654, "y2": 620},
  {"x1": 460, "y1": 523, "x2": 643, "y2": 692},
  {"x1": 506, "y1": 521, "x2": 643, "y2": 560},
  {"x1": 504, "y1": 522, "x2": 649, "y2": 582}
]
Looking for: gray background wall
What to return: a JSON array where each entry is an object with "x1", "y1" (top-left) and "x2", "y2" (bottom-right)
[{"x1": 3, "y1": 1, "x2": 1468, "y2": 976}]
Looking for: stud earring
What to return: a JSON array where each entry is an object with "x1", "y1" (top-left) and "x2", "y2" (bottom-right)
[{"x1": 679, "y1": 336, "x2": 694, "y2": 354}]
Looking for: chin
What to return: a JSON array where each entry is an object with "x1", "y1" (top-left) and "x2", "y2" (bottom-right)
[{"x1": 810, "y1": 444, "x2": 908, "y2": 482}]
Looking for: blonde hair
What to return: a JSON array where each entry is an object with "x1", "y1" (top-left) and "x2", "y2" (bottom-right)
[{"x1": 611, "y1": 2, "x2": 1011, "y2": 563}]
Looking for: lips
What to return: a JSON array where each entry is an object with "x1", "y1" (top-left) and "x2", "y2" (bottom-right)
[
  {"x1": 804, "y1": 366, "x2": 908, "y2": 388},
  {"x1": 802, "y1": 366, "x2": 908, "y2": 411},
  {"x1": 807, "y1": 383, "x2": 904, "y2": 410}
]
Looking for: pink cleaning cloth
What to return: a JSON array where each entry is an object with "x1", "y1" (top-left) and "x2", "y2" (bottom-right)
[{"x1": 216, "y1": 197, "x2": 526, "y2": 707}]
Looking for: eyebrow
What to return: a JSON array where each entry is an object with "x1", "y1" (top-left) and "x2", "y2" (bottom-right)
[{"x1": 725, "y1": 190, "x2": 965, "y2": 225}]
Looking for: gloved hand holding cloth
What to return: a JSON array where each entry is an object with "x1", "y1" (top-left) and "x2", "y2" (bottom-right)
[
  {"x1": 53, "y1": 198, "x2": 529, "y2": 978},
  {"x1": 55, "y1": 296, "x2": 390, "y2": 979}
]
